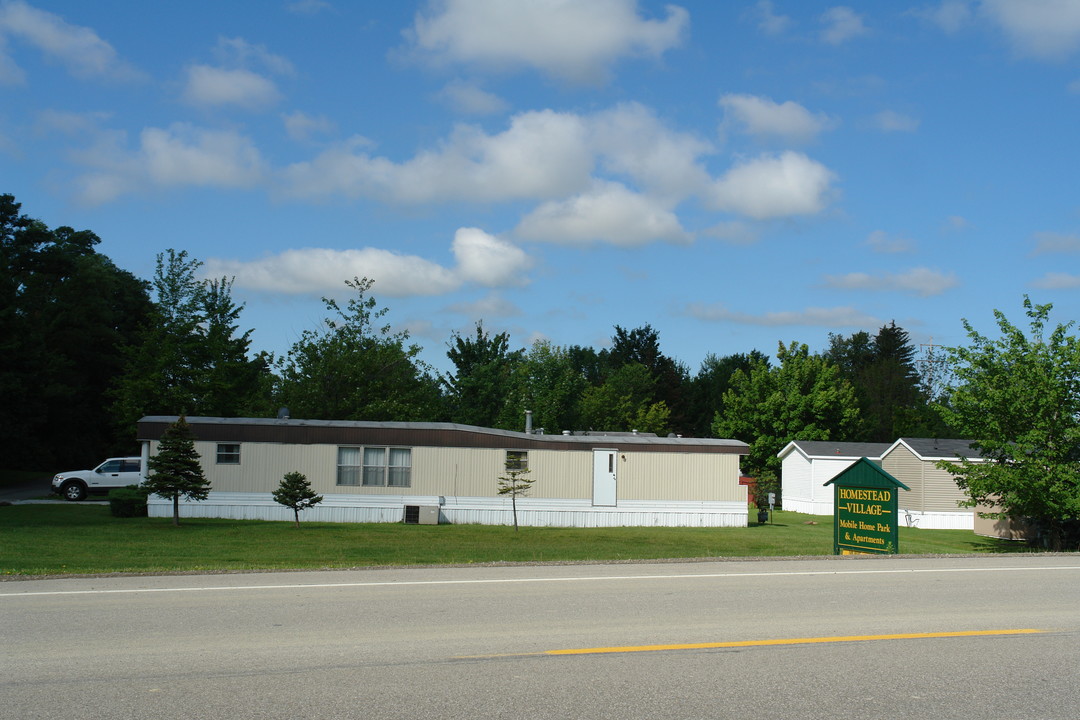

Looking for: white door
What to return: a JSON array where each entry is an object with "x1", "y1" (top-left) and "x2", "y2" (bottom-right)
[{"x1": 592, "y1": 449, "x2": 617, "y2": 506}]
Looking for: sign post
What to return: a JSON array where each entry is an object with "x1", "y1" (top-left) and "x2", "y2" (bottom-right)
[{"x1": 824, "y1": 457, "x2": 910, "y2": 555}]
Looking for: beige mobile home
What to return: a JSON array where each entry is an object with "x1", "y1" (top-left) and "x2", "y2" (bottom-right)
[
  {"x1": 879, "y1": 438, "x2": 984, "y2": 530},
  {"x1": 137, "y1": 416, "x2": 750, "y2": 528}
]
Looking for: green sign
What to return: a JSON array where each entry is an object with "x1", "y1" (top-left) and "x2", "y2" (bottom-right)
[{"x1": 824, "y1": 457, "x2": 910, "y2": 555}]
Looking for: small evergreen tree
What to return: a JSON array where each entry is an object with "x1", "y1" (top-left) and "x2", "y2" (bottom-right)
[
  {"x1": 145, "y1": 416, "x2": 211, "y2": 527},
  {"x1": 497, "y1": 466, "x2": 534, "y2": 532},
  {"x1": 273, "y1": 471, "x2": 323, "y2": 528}
]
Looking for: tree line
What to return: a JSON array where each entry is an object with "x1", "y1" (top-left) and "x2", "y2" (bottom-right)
[
  {"x1": 0, "y1": 192, "x2": 961, "y2": 468},
  {"x1": 5, "y1": 194, "x2": 1077, "y2": 547}
]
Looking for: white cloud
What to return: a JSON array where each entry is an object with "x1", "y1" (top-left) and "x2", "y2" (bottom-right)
[
  {"x1": 865, "y1": 230, "x2": 914, "y2": 253},
  {"x1": 515, "y1": 180, "x2": 690, "y2": 247},
  {"x1": 685, "y1": 303, "x2": 880, "y2": 327},
  {"x1": 283, "y1": 111, "x2": 336, "y2": 142},
  {"x1": 820, "y1": 6, "x2": 869, "y2": 45},
  {"x1": 913, "y1": 1, "x2": 973, "y2": 34},
  {"x1": 451, "y1": 227, "x2": 532, "y2": 286},
  {"x1": 407, "y1": 0, "x2": 688, "y2": 83},
  {"x1": 981, "y1": 0, "x2": 1080, "y2": 60},
  {"x1": 944, "y1": 215, "x2": 970, "y2": 231},
  {"x1": 205, "y1": 247, "x2": 459, "y2": 296},
  {"x1": 589, "y1": 102, "x2": 713, "y2": 199},
  {"x1": 73, "y1": 123, "x2": 267, "y2": 204},
  {"x1": 709, "y1": 151, "x2": 836, "y2": 219},
  {"x1": 719, "y1": 94, "x2": 836, "y2": 143},
  {"x1": 0, "y1": 0, "x2": 141, "y2": 81},
  {"x1": 436, "y1": 79, "x2": 509, "y2": 115},
  {"x1": 823, "y1": 267, "x2": 959, "y2": 296},
  {"x1": 446, "y1": 292, "x2": 523, "y2": 318},
  {"x1": 182, "y1": 65, "x2": 281, "y2": 109},
  {"x1": 1031, "y1": 272, "x2": 1080, "y2": 289},
  {"x1": 872, "y1": 110, "x2": 920, "y2": 132},
  {"x1": 0, "y1": 36, "x2": 25, "y2": 84},
  {"x1": 749, "y1": 0, "x2": 793, "y2": 35},
  {"x1": 1032, "y1": 231, "x2": 1080, "y2": 254},
  {"x1": 281, "y1": 109, "x2": 592, "y2": 203},
  {"x1": 214, "y1": 37, "x2": 295, "y2": 76},
  {"x1": 202, "y1": 227, "x2": 530, "y2": 297}
]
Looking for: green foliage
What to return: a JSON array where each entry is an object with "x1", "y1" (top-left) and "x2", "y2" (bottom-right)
[
  {"x1": 579, "y1": 363, "x2": 671, "y2": 435},
  {"x1": 604, "y1": 324, "x2": 690, "y2": 433},
  {"x1": 497, "y1": 466, "x2": 535, "y2": 531},
  {"x1": 276, "y1": 277, "x2": 443, "y2": 421},
  {"x1": 499, "y1": 339, "x2": 589, "y2": 433},
  {"x1": 688, "y1": 351, "x2": 769, "y2": 437},
  {"x1": 713, "y1": 341, "x2": 862, "y2": 477},
  {"x1": 827, "y1": 322, "x2": 946, "y2": 441},
  {"x1": 1, "y1": 194, "x2": 153, "y2": 467},
  {"x1": 111, "y1": 250, "x2": 271, "y2": 437},
  {"x1": 272, "y1": 471, "x2": 324, "y2": 528},
  {"x1": 145, "y1": 417, "x2": 211, "y2": 526},
  {"x1": 107, "y1": 485, "x2": 149, "y2": 518},
  {"x1": 444, "y1": 321, "x2": 522, "y2": 427},
  {"x1": 936, "y1": 298, "x2": 1080, "y2": 550}
]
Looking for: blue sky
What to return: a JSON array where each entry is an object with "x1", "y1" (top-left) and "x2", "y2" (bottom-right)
[{"x1": 3, "y1": 0, "x2": 1079, "y2": 375}]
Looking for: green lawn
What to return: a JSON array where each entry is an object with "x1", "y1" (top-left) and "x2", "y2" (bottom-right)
[{"x1": 0, "y1": 504, "x2": 1024, "y2": 577}]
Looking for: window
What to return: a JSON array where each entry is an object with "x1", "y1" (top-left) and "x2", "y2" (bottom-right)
[
  {"x1": 216, "y1": 443, "x2": 241, "y2": 464},
  {"x1": 506, "y1": 450, "x2": 528, "y2": 471},
  {"x1": 338, "y1": 447, "x2": 411, "y2": 487}
]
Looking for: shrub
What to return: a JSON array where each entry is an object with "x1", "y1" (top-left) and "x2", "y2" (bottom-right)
[{"x1": 108, "y1": 485, "x2": 149, "y2": 518}]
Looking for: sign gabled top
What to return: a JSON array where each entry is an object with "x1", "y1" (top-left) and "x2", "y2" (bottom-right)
[{"x1": 823, "y1": 456, "x2": 910, "y2": 491}]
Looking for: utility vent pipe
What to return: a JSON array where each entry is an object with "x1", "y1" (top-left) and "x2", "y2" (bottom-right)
[{"x1": 525, "y1": 410, "x2": 533, "y2": 434}]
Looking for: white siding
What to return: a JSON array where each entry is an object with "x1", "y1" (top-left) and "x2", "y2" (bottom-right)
[
  {"x1": 148, "y1": 492, "x2": 748, "y2": 527},
  {"x1": 781, "y1": 453, "x2": 860, "y2": 516},
  {"x1": 780, "y1": 452, "x2": 812, "y2": 513}
]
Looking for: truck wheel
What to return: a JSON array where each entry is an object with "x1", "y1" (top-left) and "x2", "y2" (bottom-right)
[{"x1": 62, "y1": 482, "x2": 87, "y2": 501}]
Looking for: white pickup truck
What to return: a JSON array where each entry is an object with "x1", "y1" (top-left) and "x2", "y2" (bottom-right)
[{"x1": 51, "y1": 457, "x2": 143, "y2": 501}]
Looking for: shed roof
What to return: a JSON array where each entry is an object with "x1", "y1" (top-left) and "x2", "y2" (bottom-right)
[
  {"x1": 887, "y1": 437, "x2": 984, "y2": 461},
  {"x1": 137, "y1": 416, "x2": 749, "y2": 455},
  {"x1": 778, "y1": 440, "x2": 891, "y2": 460}
]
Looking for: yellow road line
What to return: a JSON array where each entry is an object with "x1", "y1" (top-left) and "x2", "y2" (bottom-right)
[{"x1": 544, "y1": 629, "x2": 1043, "y2": 656}]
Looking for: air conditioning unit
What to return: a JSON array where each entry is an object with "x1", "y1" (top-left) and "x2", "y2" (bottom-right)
[{"x1": 404, "y1": 505, "x2": 439, "y2": 525}]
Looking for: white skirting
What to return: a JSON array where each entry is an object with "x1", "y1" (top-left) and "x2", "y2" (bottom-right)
[
  {"x1": 147, "y1": 492, "x2": 749, "y2": 528},
  {"x1": 897, "y1": 508, "x2": 974, "y2": 530},
  {"x1": 779, "y1": 497, "x2": 834, "y2": 516}
]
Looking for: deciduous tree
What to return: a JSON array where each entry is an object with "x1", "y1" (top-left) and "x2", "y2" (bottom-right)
[
  {"x1": 1, "y1": 194, "x2": 152, "y2": 467},
  {"x1": 112, "y1": 251, "x2": 270, "y2": 435},
  {"x1": 276, "y1": 277, "x2": 442, "y2": 420},
  {"x1": 443, "y1": 321, "x2": 522, "y2": 427},
  {"x1": 936, "y1": 298, "x2": 1080, "y2": 550},
  {"x1": 713, "y1": 341, "x2": 862, "y2": 477}
]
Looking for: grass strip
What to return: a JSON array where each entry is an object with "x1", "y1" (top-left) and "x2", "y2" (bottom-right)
[{"x1": 0, "y1": 505, "x2": 1021, "y2": 577}]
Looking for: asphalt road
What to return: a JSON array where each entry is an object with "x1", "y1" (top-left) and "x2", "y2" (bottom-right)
[{"x1": 3, "y1": 555, "x2": 1079, "y2": 719}]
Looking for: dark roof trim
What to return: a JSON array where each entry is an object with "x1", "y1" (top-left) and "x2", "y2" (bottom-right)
[{"x1": 137, "y1": 416, "x2": 749, "y2": 455}]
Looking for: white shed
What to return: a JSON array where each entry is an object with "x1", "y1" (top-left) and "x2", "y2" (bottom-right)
[{"x1": 778, "y1": 440, "x2": 890, "y2": 515}]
